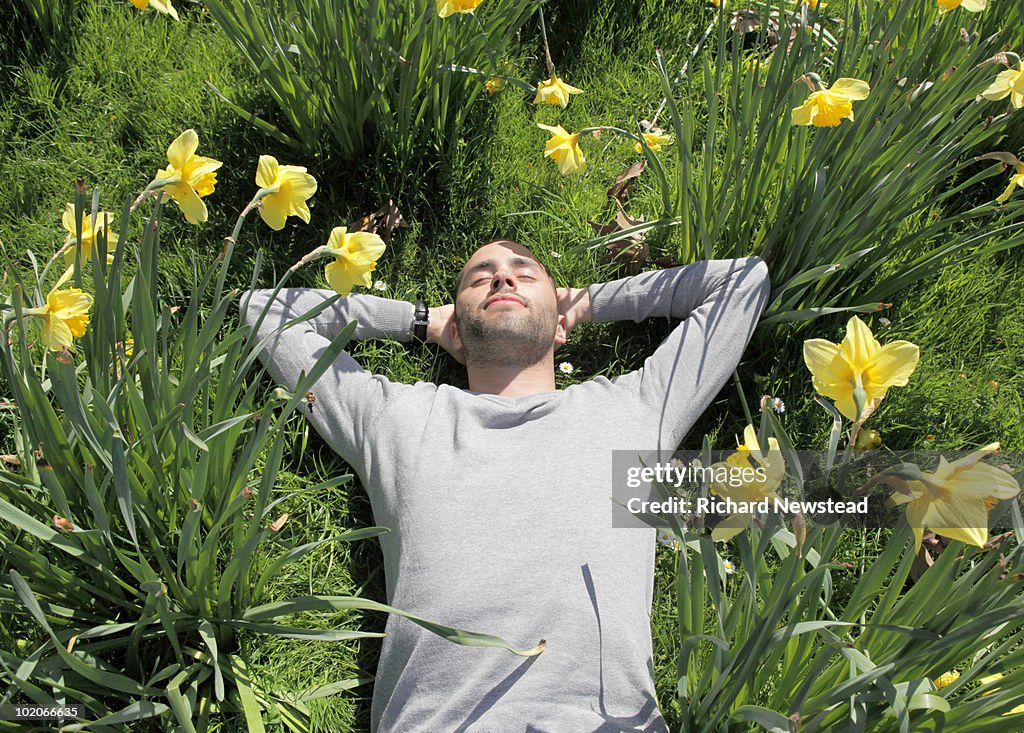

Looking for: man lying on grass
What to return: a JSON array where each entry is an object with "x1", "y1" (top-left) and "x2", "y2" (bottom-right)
[{"x1": 240, "y1": 241, "x2": 770, "y2": 732}]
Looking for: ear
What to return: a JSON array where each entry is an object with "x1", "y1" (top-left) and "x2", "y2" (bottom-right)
[
  {"x1": 450, "y1": 318, "x2": 463, "y2": 352},
  {"x1": 553, "y1": 313, "x2": 567, "y2": 350}
]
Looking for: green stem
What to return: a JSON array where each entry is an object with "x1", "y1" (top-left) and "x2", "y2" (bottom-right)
[
  {"x1": 472, "y1": 13, "x2": 499, "y2": 74},
  {"x1": 733, "y1": 369, "x2": 754, "y2": 427},
  {"x1": 651, "y1": 20, "x2": 715, "y2": 129},
  {"x1": 537, "y1": 1, "x2": 555, "y2": 77},
  {"x1": 579, "y1": 125, "x2": 643, "y2": 144},
  {"x1": 232, "y1": 197, "x2": 262, "y2": 243}
]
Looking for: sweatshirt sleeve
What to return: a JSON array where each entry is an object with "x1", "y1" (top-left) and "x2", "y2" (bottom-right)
[
  {"x1": 238, "y1": 289, "x2": 416, "y2": 473},
  {"x1": 586, "y1": 257, "x2": 771, "y2": 451}
]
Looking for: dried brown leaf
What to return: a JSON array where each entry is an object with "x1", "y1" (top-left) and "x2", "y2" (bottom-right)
[
  {"x1": 607, "y1": 159, "x2": 647, "y2": 202},
  {"x1": 730, "y1": 9, "x2": 761, "y2": 35},
  {"x1": 349, "y1": 199, "x2": 409, "y2": 243}
]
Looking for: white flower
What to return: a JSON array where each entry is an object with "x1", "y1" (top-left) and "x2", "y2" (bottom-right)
[
  {"x1": 550, "y1": 250, "x2": 562, "y2": 259},
  {"x1": 373, "y1": 281, "x2": 388, "y2": 291},
  {"x1": 772, "y1": 397, "x2": 786, "y2": 413},
  {"x1": 669, "y1": 458, "x2": 684, "y2": 470},
  {"x1": 657, "y1": 530, "x2": 682, "y2": 551},
  {"x1": 878, "y1": 317, "x2": 891, "y2": 327},
  {"x1": 558, "y1": 361, "x2": 574, "y2": 374},
  {"x1": 722, "y1": 559, "x2": 735, "y2": 575}
]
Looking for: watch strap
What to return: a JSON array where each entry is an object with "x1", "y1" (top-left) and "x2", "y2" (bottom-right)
[{"x1": 412, "y1": 299, "x2": 429, "y2": 344}]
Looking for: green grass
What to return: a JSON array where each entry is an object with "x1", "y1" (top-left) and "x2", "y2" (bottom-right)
[{"x1": 0, "y1": 0, "x2": 1022, "y2": 730}]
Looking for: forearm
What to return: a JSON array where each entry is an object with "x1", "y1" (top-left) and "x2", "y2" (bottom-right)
[
  {"x1": 586, "y1": 257, "x2": 769, "y2": 325},
  {"x1": 240, "y1": 289, "x2": 417, "y2": 342}
]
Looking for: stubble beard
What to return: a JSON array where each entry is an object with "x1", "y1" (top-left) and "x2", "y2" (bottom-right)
[{"x1": 456, "y1": 297, "x2": 557, "y2": 368}]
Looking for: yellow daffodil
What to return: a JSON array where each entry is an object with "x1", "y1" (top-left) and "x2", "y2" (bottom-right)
[
  {"x1": 533, "y1": 75, "x2": 583, "y2": 108},
  {"x1": 889, "y1": 443, "x2": 1021, "y2": 551},
  {"x1": 996, "y1": 162, "x2": 1024, "y2": 204},
  {"x1": 151, "y1": 129, "x2": 223, "y2": 225},
  {"x1": 61, "y1": 204, "x2": 118, "y2": 267},
  {"x1": 23, "y1": 287, "x2": 94, "y2": 352},
  {"x1": 322, "y1": 226, "x2": 386, "y2": 297},
  {"x1": 934, "y1": 670, "x2": 960, "y2": 689},
  {"x1": 537, "y1": 123, "x2": 586, "y2": 175},
  {"x1": 981, "y1": 55, "x2": 1024, "y2": 108},
  {"x1": 485, "y1": 78, "x2": 505, "y2": 96},
  {"x1": 710, "y1": 425, "x2": 786, "y2": 541},
  {"x1": 436, "y1": 0, "x2": 482, "y2": 18},
  {"x1": 937, "y1": 0, "x2": 986, "y2": 12},
  {"x1": 129, "y1": 0, "x2": 179, "y2": 20},
  {"x1": 634, "y1": 129, "x2": 673, "y2": 154},
  {"x1": 254, "y1": 155, "x2": 317, "y2": 231},
  {"x1": 792, "y1": 77, "x2": 870, "y2": 127},
  {"x1": 802, "y1": 0, "x2": 826, "y2": 8},
  {"x1": 803, "y1": 315, "x2": 919, "y2": 423}
]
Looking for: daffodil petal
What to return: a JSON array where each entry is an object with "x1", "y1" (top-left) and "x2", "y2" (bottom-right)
[
  {"x1": 537, "y1": 122, "x2": 569, "y2": 136},
  {"x1": 279, "y1": 166, "x2": 317, "y2": 199},
  {"x1": 345, "y1": 231, "x2": 387, "y2": 260},
  {"x1": 791, "y1": 100, "x2": 815, "y2": 126},
  {"x1": 167, "y1": 129, "x2": 199, "y2": 170},
  {"x1": 167, "y1": 182, "x2": 209, "y2": 225},
  {"x1": 711, "y1": 513, "x2": 755, "y2": 542},
  {"x1": 864, "y1": 341, "x2": 920, "y2": 391},
  {"x1": 922, "y1": 492, "x2": 990, "y2": 548},
  {"x1": 947, "y1": 463, "x2": 1021, "y2": 502},
  {"x1": 45, "y1": 316, "x2": 75, "y2": 352},
  {"x1": 259, "y1": 196, "x2": 289, "y2": 231},
  {"x1": 830, "y1": 78, "x2": 871, "y2": 100},
  {"x1": 839, "y1": 316, "x2": 879, "y2": 369},
  {"x1": 996, "y1": 175, "x2": 1022, "y2": 204},
  {"x1": 325, "y1": 226, "x2": 350, "y2": 251},
  {"x1": 256, "y1": 155, "x2": 279, "y2": 188},
  {"x1": 939, "y1": 443, "x2": 1000, "y2": 477},
  {"x1": 187, "y1": 156, "x2": 223, "y2": 184},
  {"x1": 61, "y1": 203, "x2": 79, "y2": 235},
  {"x1": 904, "y1": 499, "x2": 928, "y2": 551}
]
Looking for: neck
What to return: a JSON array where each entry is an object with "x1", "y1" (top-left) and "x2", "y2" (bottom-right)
[{"x1": 465, "y1": 356, "x2": 557, "y2": 397}]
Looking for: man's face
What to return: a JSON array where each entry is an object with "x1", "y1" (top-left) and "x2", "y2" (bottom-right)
[{"x1": 452, "y1": 241, "x2": 565, "y2": 367}]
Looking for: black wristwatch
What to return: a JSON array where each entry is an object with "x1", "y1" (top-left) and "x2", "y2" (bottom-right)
[{"x1": 412, "y1": 299, "x2": 429, "y2": 346}]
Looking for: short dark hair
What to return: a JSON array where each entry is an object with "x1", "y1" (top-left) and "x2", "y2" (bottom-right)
[{"x1": 453, "y1": 239, "x2": 555, "y2": 297}]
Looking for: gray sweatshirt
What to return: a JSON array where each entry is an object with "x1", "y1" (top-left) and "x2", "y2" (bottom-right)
[{"x1": 239, "y1": 256, "x2": 770, "y2": 732}]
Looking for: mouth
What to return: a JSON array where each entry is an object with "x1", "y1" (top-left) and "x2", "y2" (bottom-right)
[{"x1": 485, "y1": 295, "x2": 526, "y2": 309}]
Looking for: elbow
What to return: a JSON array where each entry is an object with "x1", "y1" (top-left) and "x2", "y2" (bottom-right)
[
  {"x1": 741, "y1": 257, "x2": 772, "y2": 314},
  {"x1": 751, "y1": 256, "x2": 771, "y2": 290},
  {"x1": 238, "y1": 288, "x2": 273, "y2": 328},
  {"x1": 739, "y1": 256, "x2": 771, "y2": 293}
]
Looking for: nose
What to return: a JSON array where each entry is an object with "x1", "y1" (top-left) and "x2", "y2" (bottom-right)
[{"x1": 490, "y1": 269, "x2": 517, "y2": 291}]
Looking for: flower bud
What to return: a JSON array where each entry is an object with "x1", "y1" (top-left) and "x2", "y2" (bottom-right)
[{"x1": 854, "y1": 429, "x2": 882, "y2": 451}]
